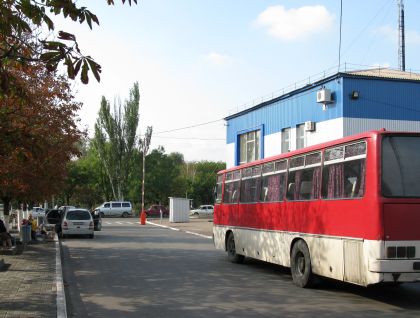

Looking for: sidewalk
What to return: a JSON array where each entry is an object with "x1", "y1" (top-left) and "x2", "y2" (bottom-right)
[{"x1": 0, "y1": 241, "x2": 57, "y2": 318}]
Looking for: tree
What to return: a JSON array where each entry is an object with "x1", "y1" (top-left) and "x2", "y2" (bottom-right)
[
  {"x1": 140, "y1": 126, "x2": 152, "y2": 212},
  {"x1": 0, "y1": 0, "x2": 138, "y2": 91},
  {"x1": 93, "y1": 82, "x2": 140, "y2": 201},
  {"x1": 62, "y1": 146, "x2": 104, "y2": 209},
  {"x1": 185, "y1": 161, "x2": 225, "y2": 206},
  {"x1": 0, "y1": 56, "x2": 84, "y2": 215}
]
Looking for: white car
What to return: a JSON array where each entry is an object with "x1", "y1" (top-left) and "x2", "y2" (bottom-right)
[
  {"x1": 31, "y1": 207, "x2": 45, "y2": 218},
  {"x1": 60, "y1": 208, "x2": 94, "y2": 239},
  {"x1": 189, "y1": 205, "x2": 214, "y2": 217}
]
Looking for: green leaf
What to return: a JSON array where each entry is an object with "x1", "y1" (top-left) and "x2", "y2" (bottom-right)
[
  {"x1": 43, "y1": 15, "x2": 55, "y2": 30},
  {"x1": 74, "y1": 59, "x2": 83, "y2": 76},
  {"x1": 81, "y1": 60, "x2": 90, "y2": 84},
  {"x1": 66, "y1": 57, "x2": 76, "y2": 79},
  {"x1": 58, "y1": 31, "x2": 76, "y2": 41},
  {"x1": 86, "y1": 14, "x2": 92, "y2": 29},
  {"x1": 86, "y1": 58, "x2": 101, "y2": 82}
]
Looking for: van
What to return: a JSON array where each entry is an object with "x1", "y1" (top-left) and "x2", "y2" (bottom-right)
[{"x1": 94, "y1": 201, "x2": 132, "y2": 218}]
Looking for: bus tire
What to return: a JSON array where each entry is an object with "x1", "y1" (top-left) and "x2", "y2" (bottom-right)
[
  {"x1": 227, "y1": 232, "x2": 244, "y2": 264},
  {"x1": 290, "y1": 240, "x2": 313, "y2": 288}
]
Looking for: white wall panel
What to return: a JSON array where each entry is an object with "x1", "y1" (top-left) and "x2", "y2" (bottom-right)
[
  {"x1": 305, "y1": 118, "x2": 343, "y2": 146},
  {"x1": 226, "y1": 143, "x2": 235, "y2": 169},
  {"x1": 264, "y1": 132, "x2": 282, "y2": 158}
]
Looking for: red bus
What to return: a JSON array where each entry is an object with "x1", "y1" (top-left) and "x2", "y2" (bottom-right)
[{"x1": 213, "y1": 130, "x2": 420, "y2": 287}]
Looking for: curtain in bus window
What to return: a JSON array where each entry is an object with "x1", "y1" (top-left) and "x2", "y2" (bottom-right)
[
  {"x1": 311, "y1": 167, "x2": 321, "y2": 199},
  {"x1": 267, "y1": 174, "x2": 280, "y2": 201},
  {"x1": 357, "y1": 160, "x2": 366, "y2": 197},
  {"x1": 240, "y1": 178, "x2": 260, "y2": 203},
  {"x1": 295, "y1": 171, "x2": 303, "y2": 200},
  {"x1": 224, "y1": 181, "x2": 240, "y2": 203},
  {"x1": 327, "y1": 163, "x2": 345, "y2": 198}
]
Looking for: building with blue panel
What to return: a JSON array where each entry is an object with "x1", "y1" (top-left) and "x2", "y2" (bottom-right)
[{"x1": 225, "y1": 68, "x2": 420, "y2": 168}]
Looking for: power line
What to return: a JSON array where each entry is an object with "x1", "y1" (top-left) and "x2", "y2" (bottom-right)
[
  {"x1": 153, "y1": 136, "x2": 224, "y2": 141},
  {"x1": 154, "y1": 118, "x2": 224, "y2": 135}
]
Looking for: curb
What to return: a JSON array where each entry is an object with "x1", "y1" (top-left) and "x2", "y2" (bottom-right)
[{"x1": 55, "y1": 235, "x2": 67, "y2": 318}]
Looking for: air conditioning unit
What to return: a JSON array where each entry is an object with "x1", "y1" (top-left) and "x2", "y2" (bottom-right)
[
  {"x1": 316, "y1": 88, "x2": 332, "y2": 103},
  {"x1": 304, "y1": 121, "x2": 315, "y2": 132}
]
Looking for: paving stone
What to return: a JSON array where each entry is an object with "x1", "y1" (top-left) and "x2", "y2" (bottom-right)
[{"x1": 0, "y1": 242, "x2": 56, "y2": 318}]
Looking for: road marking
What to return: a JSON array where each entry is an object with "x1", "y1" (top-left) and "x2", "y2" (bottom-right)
[
  {"x1": 184, "y1": 230, "x2": 212, "y2": 240},
  {"x1": 115, "y1": 222, "x2": 123, "y2": 225},
  {"x1": 147, "y1": 221, "x2": 212, "y2": 239},
  {"x1": 147, "y1": 221, "x2": 180, "y2": 231}
]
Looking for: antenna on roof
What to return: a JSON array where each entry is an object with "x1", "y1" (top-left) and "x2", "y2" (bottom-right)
[
  {"x1": 398, "y1": 0, "x2": 406, "y2": 71},
  {"x1": 338, "y1": 0, "x2": 343, "y2": 72}
]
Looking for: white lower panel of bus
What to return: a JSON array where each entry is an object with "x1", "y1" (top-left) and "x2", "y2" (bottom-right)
[{"x1": 213, "y1": 225, "x2": 420, "y2": 286}]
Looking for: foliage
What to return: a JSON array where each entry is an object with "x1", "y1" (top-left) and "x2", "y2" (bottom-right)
[
  {"x1": 56, "y1": 142, "x2": 225, "y2": 211},
  {"x1": 61, "y1": 144, "x2": 104, "y2": 209},
  {"x1": 184, "y1": 161, "x2": 226, "y2": 207},
  {"x1": 93, "y1": 82, "x2": 140, "y2": 201},
  {"x1": 0, "y1": 54, "x2": 84, "y2": 214},
  {"x1": 0, "y1": 0, "x2": 138, "y2": 90}
]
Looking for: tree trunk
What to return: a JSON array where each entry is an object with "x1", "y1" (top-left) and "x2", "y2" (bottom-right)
[{"x1": 2, "y1": 196, "x2": 11, "y2": 216}]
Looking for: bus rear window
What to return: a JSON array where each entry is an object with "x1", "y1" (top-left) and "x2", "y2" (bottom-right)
[{"x1": 382, "y1": 136, "x2": 420, "y2": 198}]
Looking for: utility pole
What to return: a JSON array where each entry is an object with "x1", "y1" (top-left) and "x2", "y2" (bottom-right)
[
  {"x1": 398, "y1": 0, "x2": 406, "y2": 71},
  {"x1": 140, "y1": 126, "x2": 153, "y2": 213}
]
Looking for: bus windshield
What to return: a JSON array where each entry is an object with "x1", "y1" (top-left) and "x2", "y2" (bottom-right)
[{"x1": 382, "y1": 135, "x2": 420, "y2": 198}]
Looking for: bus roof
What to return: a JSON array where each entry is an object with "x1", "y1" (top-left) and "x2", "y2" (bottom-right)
[{"x1": 217, "y1": 129, "x2": 420, "y2": 175}]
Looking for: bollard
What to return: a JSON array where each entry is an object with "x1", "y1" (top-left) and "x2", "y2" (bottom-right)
[{"x1": 140, "y1": 210, "x2": 146, "y2": 225}]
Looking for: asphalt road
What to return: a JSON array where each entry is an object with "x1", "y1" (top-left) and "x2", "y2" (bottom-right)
[{"x1": 61, "y1": 218, "x2": 420, "y2": 318}]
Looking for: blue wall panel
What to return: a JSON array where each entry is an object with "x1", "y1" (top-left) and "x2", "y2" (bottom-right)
[
  {"x1": 343, "y1": 78, "x2": 420, "y2": 120},
  {"x1": 226, "y1": 80, "x2": 343, "y2": 143}
]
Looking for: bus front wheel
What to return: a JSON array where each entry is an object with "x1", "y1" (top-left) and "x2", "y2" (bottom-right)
[
  {"x1": 291, "y1": 240, "x2": 313, "y2": 288},
  {"x1": 227, "y1": 233, "x2": 244, "y2": 264}
]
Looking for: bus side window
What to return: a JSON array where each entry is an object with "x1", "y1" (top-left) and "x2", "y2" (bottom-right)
[{"x1": 322, "y1": 160, "x2": 365, "y2": 199}]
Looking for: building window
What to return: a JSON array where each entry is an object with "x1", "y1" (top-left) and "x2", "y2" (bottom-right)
[
  {"x1": 239, "y1": 130, "x2": 260, "y2": 164},
  {"x1": 281, "y1": 128, "x2": 290, "y2": 153},
  {"x1": 296, "y1": 124, "x2": 305, "y2": 149}
]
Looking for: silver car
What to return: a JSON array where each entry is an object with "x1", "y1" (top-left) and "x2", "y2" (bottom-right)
[
  {"x1": 61, "y1": 209, "x2": 94, "y2": 239},
  {"x1": 94, "y1": 201, "x2": 132, "y2": 218},
  {"x1": 189, "y1": 205, "x2": 214, "y2": 217}
]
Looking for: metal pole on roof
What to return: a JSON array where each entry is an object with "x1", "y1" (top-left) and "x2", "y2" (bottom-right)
[
  {"x1": 338, "y1": 0, "x2": 343, "y2": 72},
  {"x1": 398, "y1": 0, "x2": 406, "y2": 71}
]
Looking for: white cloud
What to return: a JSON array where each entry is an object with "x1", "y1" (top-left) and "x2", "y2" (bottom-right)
[
  {"x1": 376, "y1": 25, "x2": 420, "y2": 45},
  {"x1": 205, "y1": 52, "x2": 231, "y2": 65},
  {"x1": 255, "y1": 5, "x2": 334, "y2": 41}
]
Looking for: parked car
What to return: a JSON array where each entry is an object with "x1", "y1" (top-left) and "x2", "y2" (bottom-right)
[
  {"x1": 94, "y1": 201, "x2": 132, "y2": 218},
  {"x1": 31, "y1": 207, "x2": 46, "y2": 218},
  {"x1": 43, "y1": 209, "x2": 63, "y2": 232},
  {"x1": 58, "y1": 205, "x2": 76, "y2": 213},
  {"x1": 145, "y1": 205, "x2": 169, "y2": 217},
  {"x1": 90, "y1": 210, "x2": 102, "y2": 231},
  {"x1": 60, "y1": 208, "x2": 94, "y2": 239},
  {"x1": 190, "y1": 205, "x2": 214, "y2": 217}
]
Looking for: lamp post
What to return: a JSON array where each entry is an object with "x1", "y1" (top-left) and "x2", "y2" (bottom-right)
[{"x1": 140, "y1": 126, "x2": 153, "y2": 214}]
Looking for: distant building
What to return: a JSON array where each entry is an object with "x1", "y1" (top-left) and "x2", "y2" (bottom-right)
[{"x1": 225, "y1": 68, "x2": 420, "y2": 168}]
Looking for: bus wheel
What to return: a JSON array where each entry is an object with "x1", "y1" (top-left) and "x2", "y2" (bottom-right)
[
  {"x1": 227, "y1": 232, "x2": 244, "y2": 264},
  {"x1": 291, "y1": 240, "x2": 313, "y2": 288}
]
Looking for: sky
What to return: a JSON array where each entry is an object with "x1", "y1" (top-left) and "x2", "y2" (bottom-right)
[{"x1": 61, "y1": 0, "x2": 420, "y2": 162}]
